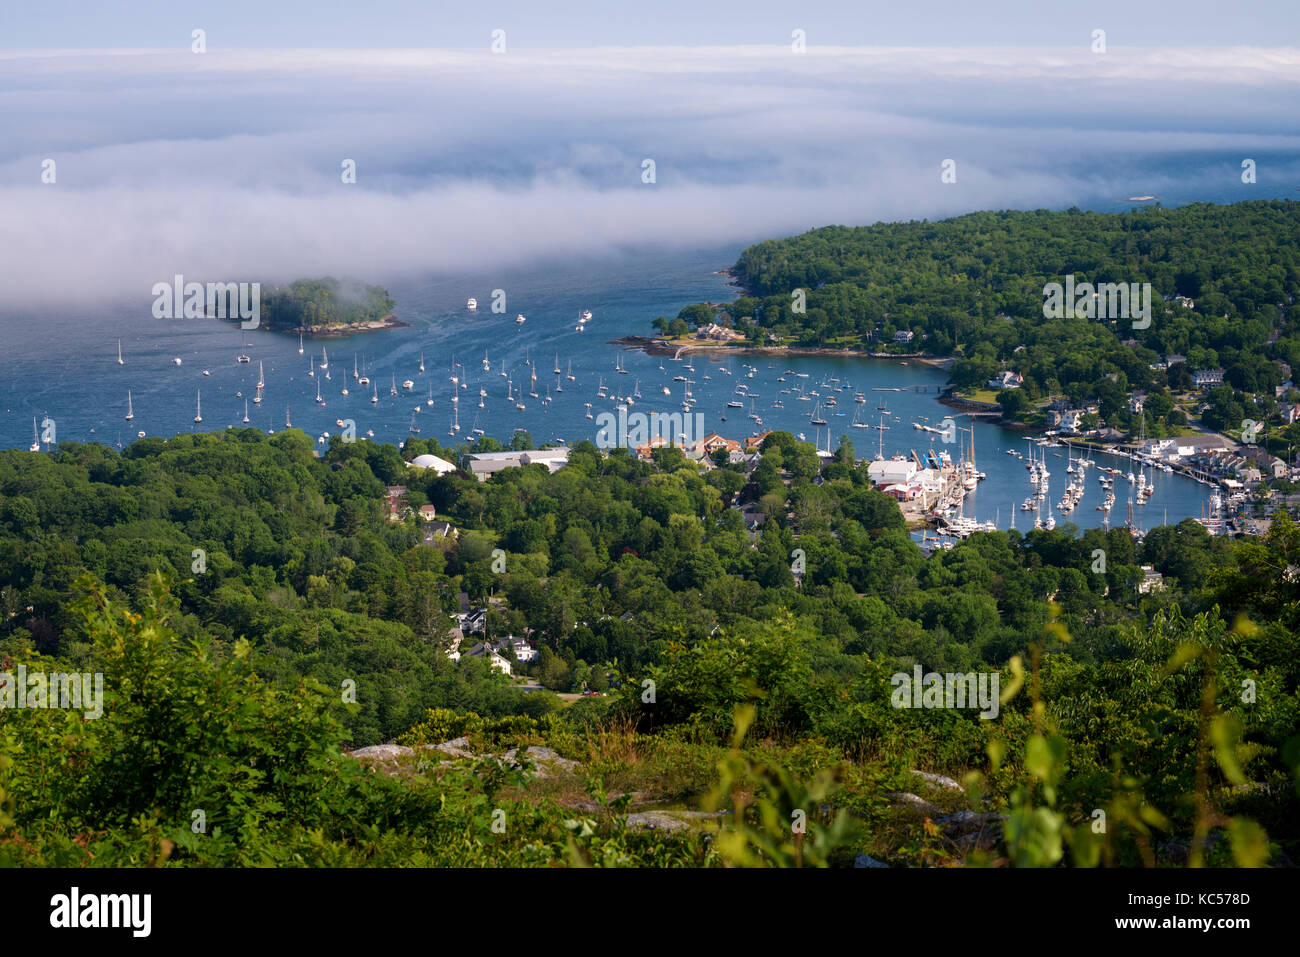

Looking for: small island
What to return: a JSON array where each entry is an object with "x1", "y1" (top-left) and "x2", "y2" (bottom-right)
[{"x1": 255, "y1": 277, "x2": 408, "y2": 337}]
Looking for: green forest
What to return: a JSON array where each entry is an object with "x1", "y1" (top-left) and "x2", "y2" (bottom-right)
[
  {"x1": 259, "y1": 277, "x2": 396, "y2": 331},
  {"x1": 667, "y1": 201, "x2": 1300, "y2": 439},
  {"x1": 1, "y1": 429, "x2": 1297, "y2": 866}
]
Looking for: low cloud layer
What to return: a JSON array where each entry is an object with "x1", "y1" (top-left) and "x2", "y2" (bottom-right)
[{"x1": 1, "y1": 45, "x2": 1297, "y2": 308}]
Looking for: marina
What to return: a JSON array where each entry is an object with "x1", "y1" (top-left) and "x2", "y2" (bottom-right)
[{"x1": 0, "y1": 248, "x2": 1224, "y2": 537}]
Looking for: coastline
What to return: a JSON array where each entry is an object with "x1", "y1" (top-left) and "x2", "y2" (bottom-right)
[
  {"x1": 218, "y1": 314, "x2": 410, "y2": 339},
  {"x1": 609, "y1": 335, "x2": 955, "y2": 371}
]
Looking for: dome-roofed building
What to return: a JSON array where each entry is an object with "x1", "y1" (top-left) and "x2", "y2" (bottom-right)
[{"x1": 409, "y1": 453, "x2": 457, "y2": 475}]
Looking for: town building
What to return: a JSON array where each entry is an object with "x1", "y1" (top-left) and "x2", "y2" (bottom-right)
[{"x1": 463, "y1": 448, "x2": 571, "y2": 481}]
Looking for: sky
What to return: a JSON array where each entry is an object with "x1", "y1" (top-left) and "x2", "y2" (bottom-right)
[
  {"x1": 0, "y1": 2, "x2": 1297, "y2": 309},
  {"x1": 3, "y1": 0, "x2": 1298, "y2": 48}
]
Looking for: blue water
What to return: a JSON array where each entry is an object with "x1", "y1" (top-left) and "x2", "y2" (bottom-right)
[{"x1": 0, "y1": 241, "x2": 1220, "y2": 534}]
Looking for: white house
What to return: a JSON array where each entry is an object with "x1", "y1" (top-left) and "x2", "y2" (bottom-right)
[
  {"x1": 892, "y1": 330, "x2": 915, "y2": 344},
  {"x1": 867, "y1": 458, "x2": 917, "y2": 487},
  {"x1": 493, "y1": 635, "x2": 538, "y2": 663},
  {"x1": 988, "y1": 370, "x2": 1023, "y2": 390},
  {"x1": 461, "y1": 642, "x2": 513, "y2": 675},
  {"x1": 1138, "y1": 566, "x2": 1165, "y2": 594}
]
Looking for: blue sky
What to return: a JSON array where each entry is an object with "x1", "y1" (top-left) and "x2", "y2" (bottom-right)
[{"x1": 3, "y1": 0, "x2": 1298, "y2": 49}]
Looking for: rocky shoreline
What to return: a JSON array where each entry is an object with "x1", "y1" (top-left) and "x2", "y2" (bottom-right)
[
  {"x1": 610, "y1": 335, "x2": 955, "y2": 370},
  {"x1": 290, "y1": 314, "x2": 410, "y2": 338}
]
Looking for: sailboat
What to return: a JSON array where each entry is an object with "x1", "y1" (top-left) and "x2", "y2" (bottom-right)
[
  {"x1": 390, "y1": 374, "x2": 398, "y2": 396},
  {"x1": 298, "y1": 331, "x2": 304, "y2": 355},
  {"x1": 237, "y1": 330, "x2": 250, "y2": 364},
  {"x1": 125, "y1": 390, "x2": 134, "y2": 421},
  {"x1": 320, "y1": 348, "x2": 329, "y2": 370},
  {"x1": 243, "y1": 400, "x2": 250, "y2": 424},
  {"x1": 286, "y1": 404, "x2": 292, "y2": 428},
  {"x1": 567, "y1": 359, "x2": 575, "y2": 382},
  {"x1": 194, "y1": 391, "x2": 203, "y2": 423},
  {"x1": 309, "y1": 355, "x2": 315, "y2": 378},
  {"x1": 810, "y1": 402, "x2": 827, "y2": 426},
  {"x1": 482, "y1": 351, "x2": 491, "y2": 373},
  {"x1": 408, "y1": 411, "x2": 421, "y2": 434},
  {"x1": 371, "y1": 382, "x2": 378, "y2": 404},
  {"x1": 427, "y1": 382, "x2": 434, "y2": 407},
  {"x1": 419, "y1": 352, "x2": 425, "y2": 374},
  {"x1": 316, "y1": 378, "x2": 323, "y2": 404},
  {"x1": 554, "y1": 354, "x2": 562, "y2": 375},
  {"x1": 117, "y1": 339, "x2": 124, "y2": 365},
  {"x1": 29, "y1": 418, "x2": 40, "y2": 452}
]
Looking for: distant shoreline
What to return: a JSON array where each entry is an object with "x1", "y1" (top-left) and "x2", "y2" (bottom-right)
[{"x1": 610, "y1": 335, "x2": 956, "y2": 371}]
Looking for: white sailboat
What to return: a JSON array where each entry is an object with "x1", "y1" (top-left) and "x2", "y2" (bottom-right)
[
  {"x1": 320, "y1": 347, "x2": 329, "y2": 370},
  {"x1": 117, "y1": 339, "x2": 124, "y2": 365},
  {"x1": 243, "y1": 399, "x2": 250, "y2": 424},
  {"x1": 194, "y1": 391, "x2": 203, "y2": 423},
  {"x1": 298, "y1": 331, "x2": 304, "y2": 354},
  {"x1": 30, "y1": 418, "x2": 40, "y2": 452},
  {"x1": 125, "y1": 390, "x2": 134, "y2": 421},
  {"x1": 390, "y1": 374, "x2": 398, "y2": 396},
  {"x1": 286, "y1": 404, "x2": 292, "y2": 428},
  {"x1": 427, "y1": 382, "x2": 434, "y2": 407},
  {"x1": 419, "y1": 352, "x2": 425, "y2": 374},
  {"x1": 371, "y1": 382, "x2": 378, "y2": 404}
]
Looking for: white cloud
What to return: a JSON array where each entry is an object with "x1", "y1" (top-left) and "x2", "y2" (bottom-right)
[{"x1": 1, "y1": 45, "x2": 1297, "y2": 307}]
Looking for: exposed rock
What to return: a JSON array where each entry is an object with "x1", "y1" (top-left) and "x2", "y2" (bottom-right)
[
  {"x1": 854, "y1": 853, "x2": 890, "y2": 868},
  {"x1": 910, "y1": 770, "x2": 964, "y2": 792},
  {"x1": 348, "y1": 744, "x2": 414, "y2": 761},
  {"x1": 626, "y1": 811, "x2": 692, "y2": 832},
  {"x1": 885, "y1": 792, "x2": 943, "y2": 815},
  {"x1": 502, "y1": 745, "x2": 581, "y2": 778},
  {"x1": 937, "y1": 810, "x2": 1006, "y2": 852},
  {"x1": 426, "y1": 737, "x2": 474, "y2": 759}
]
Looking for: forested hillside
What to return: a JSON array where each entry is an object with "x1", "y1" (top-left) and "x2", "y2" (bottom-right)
[
  {"x1": 673, "y1": 201, "x2": 1300, "y2": 436},
  {"x1": 1, "y1": 430, "x2": 1296, "y2": 866}
]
